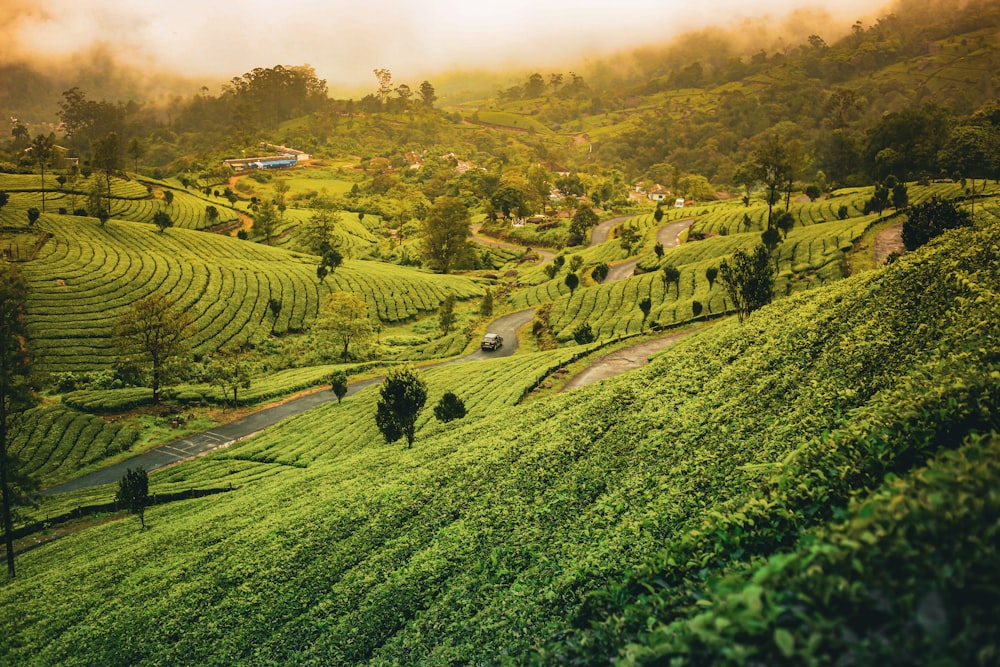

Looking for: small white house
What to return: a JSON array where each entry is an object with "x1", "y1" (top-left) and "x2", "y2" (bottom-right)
[{"x1": 674, "y1": 197, "x2": 686, "y2": 208}]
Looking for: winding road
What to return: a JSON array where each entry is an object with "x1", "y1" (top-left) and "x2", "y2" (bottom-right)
[
  {"x1": 44, "y1": 308, "x2": 537, "y2": 495},
  {"x1": 605, "y1": 217, "x2": 694, "y2": 281},
  {"x1": 46, "y1": 215, "x2": 695, "y2": 494}
]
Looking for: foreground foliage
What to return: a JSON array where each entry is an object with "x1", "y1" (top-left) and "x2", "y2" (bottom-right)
[{"x1": 0, "y1": 224, "x2": 996, "y2": 664}]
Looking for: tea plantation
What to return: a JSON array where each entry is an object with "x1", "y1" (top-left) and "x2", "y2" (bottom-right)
[{"x1": 1, "y1": 222, "x2": 995, "y2": 665}]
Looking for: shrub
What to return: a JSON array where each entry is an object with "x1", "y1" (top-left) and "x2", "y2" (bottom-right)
[
  {"x1": 573, "y1": 323, "x2": 595, "y2": 344},
  {"x1": 901, "y1": 196, "x2": 972, "y2": 251}
]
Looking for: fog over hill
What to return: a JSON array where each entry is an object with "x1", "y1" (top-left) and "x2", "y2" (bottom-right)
[{"x1": 2, "y1": 0, "x2": 889, "y2": 119}]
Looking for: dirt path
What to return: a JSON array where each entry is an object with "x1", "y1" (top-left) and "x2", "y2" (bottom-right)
[
  {"x1": 470, "y1": 224, "x2": 556, "y2": 263},
  {"x1": 874, "y1": 222, "x2": 904, "y2": 265},
  {"x1": 562, "y1": 330, "x2": 693, "y2": 391}
]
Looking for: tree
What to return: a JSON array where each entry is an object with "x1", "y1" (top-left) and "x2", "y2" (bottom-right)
[
  {"x1": 373, "y1": 68, "x2": 393, "y2": 103},
  {"x1": 422, "y1": 196, "x2": 473, "y2": 273},
  {"x1": 126, "y1": 137, "x2": 145, "y2": 173},
  {"x1": 939, "y1": 124, "x2": 999, "y2": 217},
  {"x1": 30, "y1": 133, "x2": 55, "y2": 213},
  {"x1": 115, "y1": 467, "x2": 149, "y2": 530},
  {"x1": 569, "y1": 255, "x2": 584, "y2": 273},
  {"x1": 706, "y1": 266, "x2": 718, "y2": 290},
  {"x1": 654, "y1": 242, "x2": 664, "y2": 259},
  {"x1": 375, "y1": 367, "x2": 427, "y2": 448},
  {"x1": 564, "y1": 272, "x2": 579, "y2": 294},
  {"x1": 26, "y1": 208, "x2": 40, "y2": 226},
  {"x1": 152, "y1": 211, "x2": 173, "y2": 233},
  {"x1": 479, "y1": 289, "x2": 494, "y2": 318},
  {"x1": 662, "y1": 265, "x2": 681, "y2": 298},
  {"x1": 619, "y1": 225, "x2": 641, "y2": 253},
  {"x1": 300, "y1": 204, "x2": 338, "y2": 254},
  {"x1": 439, "y1": 293, "x2": 457, "y2": 334},
  {"x1": 419, "y1": 81, "x2": 437, "y2": 108},
  {"x1": 901, "y1": 196, "x2": 973, "y2": 251},
  {"x1": 204, "y1": 345, "x2": 256, "y2": 408},
  {"x1": 318, "y1": 291, "x2": 374, "y2": 362},
  {"x1": 0, "y1": 192, "x2": 8, "y2": 214},
  {"x1": 751, "y1": 134, "x2": 790, "y2": 229},
  {"x1": 591, "y1": 262, "x2": 610, "y2": 283},
  {"x1": 719, "y1": 245, "x2": 774, "y2": 323},
  {"x1": 433, "y1": 392, "x2": 466, "y2": 423},
  {"x1": 774, "y1": 211, "x2": 795, "y2": 239},
  {"x1": 91, "y1": 131, "x2": 122, "y2": 204},
  {"x1": 205, "y1": 205, "x2": 219, "y2": 226},
  {"x1": 317, "y1": 245, "x2": 344, "y2": 283},
  {"x1": 273, "y1": 180, "x2": 290, "y2": 222},
  {"x1": 112, "y1": 295, "x2": 194, "y2": 403},
  {"x1": 638, "y1": 297, "x2": 652, "y2": 330},
  {"x1": 569, "y1": 205, "x2": 599, "y2": 243},
  {"x1": 0, "y1": 263, "x2": 33, "y2": 577},
  {"x1": 254, "y1": 199, "x2": 278, "y2": 245},
  {"x1": 329, "y1": 370, "x2": 348, "y2": 403},
  {"x1": 163, "y1": 190, "x2": 174, "y2": 208}
]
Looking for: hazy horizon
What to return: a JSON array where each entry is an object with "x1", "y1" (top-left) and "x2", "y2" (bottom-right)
[{"x1": 4, "y1": 0, "x2": 889, "y2": 96}]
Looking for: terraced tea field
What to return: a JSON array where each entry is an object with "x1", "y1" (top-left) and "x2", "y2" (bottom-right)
[{"x1": 21, "y1": 215, "x2": 484, "y2": 372}]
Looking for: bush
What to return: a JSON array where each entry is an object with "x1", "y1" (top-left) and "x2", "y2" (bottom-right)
[
  {"x1": 902, "y1": 196, "x2": 972, "y2": 251},
  {"x1": 573, "y1": 323, "x2": 595, "y2": 344},
  {"x1": 433, "y1": 392, "x2": 467, "y2": 423}
]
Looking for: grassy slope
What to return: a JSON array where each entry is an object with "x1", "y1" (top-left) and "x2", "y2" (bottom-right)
[
  {"x1": 20, "y1": 214, "x2": 484, "y2": 373},
  {"x1": 1, "y1": 222, "x2": 996, "y2": 665}
]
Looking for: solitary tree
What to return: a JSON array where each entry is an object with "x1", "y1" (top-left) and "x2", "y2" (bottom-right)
[
  {"x1": 152, "y1": 211, "x2": 173, "y2": 233},
  {"x1": 718, "y1": 245, "x2": 774, "y2": 323},
  {"x1": 26, "y1": 208, "x2": 40, "y2": 226},
  {"x1": 591, "y1": 262, "x2": 609, "y2": 283},
  {"x1": 433, "y1": 392, "x2": 466, "y2": 423},
  {"x1": 479, "y1": 289, "x2": 494, "y2": 318},
  {"x1": 439, "y1": 293, "x2": 457, "y2": 334},
  {"x1": 112, "y1": 295, "x2": 194, "y2": 403},
  {"x1": 573, "y1": 322, "x2": 595, "y2": 344},
  {"x1": 0, "y1": 262, "x2": 33, "y2": 577},
  {"x1": 115, "y1": 467, "x2": 149, "y2": 530},
  {"x1": 205, "y1": 205, "x2": 219, "y2": 226},
  {"x1": 375, "y1": 367, "x2": 427, "y2": 448},
  {"x1": 204, "y1": 345, "x2": 256, "y2": 408},
  {"x1": 638, "y1": 296, "x2": 652, "y2": 330},
  {"x1": 419, "y1": 81, "x2": 437, "y2": 107},
  {"x1": 569, "y1": 205, "x2": 599, "y2": 243},
  {"x1": 30, "y1": 132, "x2": 55, "y2": 213},
  {"x1": 163, "y1": 190, "x2": 174, "y2": 208},
  {"x1": 662, "y1": 265, "x2": 681, "y2": 298},
  {"x1": 126, "y1": 137, "x2": 145, "y2": 173},
  {"x1": 706, "y1": 266, "x2": 718, "y2": 290},
  {"x1": 92, "y1": 131, "x2": 122, "y2": 203},
  {"x1": 316, "y1": 244, "x2": 344, "y2": 283},
  {"x1": 564, "y1": 272, "x2": 580, "y2": 294},
  {"x1": 329, "y1": 370, "x2": 349, "y2": 403},
  {"x1": 254, "y1": 199, "x2": 279, "y2": 245},
  {"x1": 422, "y1": 196, "x2": 473, "y2": 273},
  {"x1": 318, "y1": 291, "x2": 374, "y2": 362}
]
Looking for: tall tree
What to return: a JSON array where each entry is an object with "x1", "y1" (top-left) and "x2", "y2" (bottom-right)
[
  {"x1": 0, "y1": 262, "x2": 33, "y2": 577},
  {"x1": 719, "y1": 245, "x2": 774, "y2": 323},
  {"x1": 422, "y1": 196, "x2": 473, "y2": 274},
  {"x1": 418, "y1": 81, "x2": 437, "y2": 107},
  {"x1": 30, "y1": 133, "x2": 55, "y2": 213},
  {"x1": 375, "y1": 367, "x2": 427, "y2": 449},
  {"x1": 319, "y1": 291, "x2": 374, "y2": 362},
  {"x1": 112, "y1": 295, "x2": 194, "y2": 403},
  {"x1": 438, "y1": 293, "x2": 457, "y2": 334},
  {"x1": 752, "y1": 134, "x2": 790, "y2": 230},
  {"x1": 91, "y1": 132, "x2": 122, "y2": 206},
  {"x1": 204, "y1": 344, "x2": 256, "y2": 408},
  {"x1": 126, "y1": 137, "x2": 145, "y2": 174},
  {"x1": 254, "y1": 199, "x2": 279, "y2": 245}
]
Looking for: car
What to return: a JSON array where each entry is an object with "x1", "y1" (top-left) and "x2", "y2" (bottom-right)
[{"x1": 481, "y1": 333, "x2": 503, "y2": 351}]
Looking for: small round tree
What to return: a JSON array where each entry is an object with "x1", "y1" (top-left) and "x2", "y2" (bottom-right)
[
  {"x1": 591, "y1": 262, "x2": 609, "y2": 283},
  {"x1": 433, "y1": 392, "x2": 466, "y2": 423},
  {"x1": 26, "y1": 208, "x2": 40, "y2": 226},
  {"x1": 330, "y1": 370, "x2": 348, "y2": 403},
  {"x1": 375, "y1": 367, "x2": 428, "y2": 448},
  {"x1": 573, "y1": 323, "x2": 595, "y2": 344},
  {"x1": 153, "y1": 211, "x2": 173, "y2": 233},
  {"x1": 116, "y1": 467, "x2": 149, "y2": 530},
  {"x1": 564, "y1": 272, "x2": 579, "y2": 294}
]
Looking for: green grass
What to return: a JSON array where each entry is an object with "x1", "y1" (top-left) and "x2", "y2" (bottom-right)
[
  {"x1": 2, "y1": 221, "x2": 995, "y2": 665},
  {"x1": 21, "y1": 215, "x2": 485, "y2": 373}
]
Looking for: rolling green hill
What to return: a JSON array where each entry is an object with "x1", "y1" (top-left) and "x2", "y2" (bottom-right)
[
  {"x1": 1, "y1": 222, "x2": 995, "y2": 665},
  {"x1": 20, "y1": 214, "x2": 484, "y2": 373}
]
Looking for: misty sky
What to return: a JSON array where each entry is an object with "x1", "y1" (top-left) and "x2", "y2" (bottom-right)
[{"x1": 7, "y1": 0, "x2": 886, "y2": 91}]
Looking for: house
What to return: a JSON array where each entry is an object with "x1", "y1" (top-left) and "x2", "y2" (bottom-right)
[{"x1": 648, "y1": 184, "x2": 670, "y2": 202}]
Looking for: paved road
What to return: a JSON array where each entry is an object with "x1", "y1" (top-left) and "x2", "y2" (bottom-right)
[
  {"x1": 589, "y1": 215, "x2": 631, "y2": 246},
  {"x1": 605, "y1": 218, "x2": 694, "y2": 282},
  {"x1": 43, "y1": 309, "x2": 536, "y2": 495}
]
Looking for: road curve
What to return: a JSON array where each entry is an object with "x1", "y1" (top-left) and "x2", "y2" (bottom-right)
[
  {"x1": 561, "y1": 330, "x2": 693, "y2": 391},
  {"x1": 43, "y1": 309, "x2": 537, "y2": 495},
  {"x1": 605, "y1": 218, "x2": 694, "y2": 282}
]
